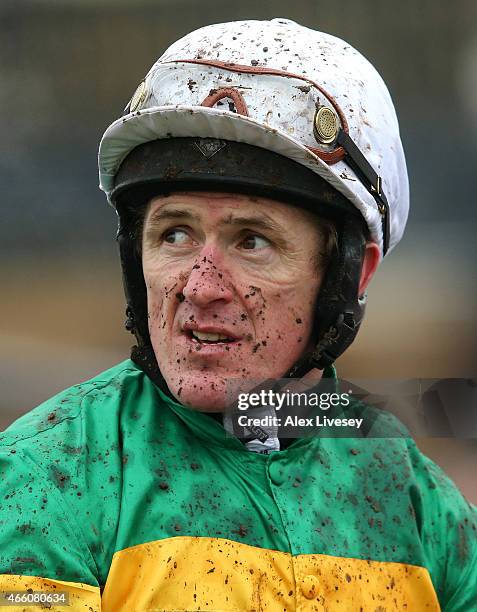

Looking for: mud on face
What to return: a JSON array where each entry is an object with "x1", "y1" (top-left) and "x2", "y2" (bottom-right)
[{"x1": 142, "y1": 191, "x2": 328, "y2": 411}]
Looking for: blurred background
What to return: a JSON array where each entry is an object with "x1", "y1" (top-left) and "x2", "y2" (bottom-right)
[{"x1": 1, "y1": 0, "x2": 476, "y2": 501}]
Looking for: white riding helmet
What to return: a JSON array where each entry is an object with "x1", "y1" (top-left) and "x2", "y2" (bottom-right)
[{"x1": 99, "y1": 18, "x2": 409, "y2": 257}]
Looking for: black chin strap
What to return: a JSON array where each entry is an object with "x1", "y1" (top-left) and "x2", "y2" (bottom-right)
[
  {"x1": 285, "y1": 215, "x2": 366, "y2": 376},
  {"x1": 337, "y1": 129, "x2": 390, "y2": 256},
  {"x1": 117, "y1": 213, "x2": 176, "y2": 398},
  {"x1": 131, "y1": 344, "x2": 173, "y2": 396}
]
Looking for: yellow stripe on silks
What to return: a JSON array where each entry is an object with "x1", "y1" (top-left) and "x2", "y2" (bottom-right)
[
  {"x1": 0, "y1": 575, "x2": 100, "y2": 611},
  {"x1": 294, "y1": 554, "x2": 441, "y2": 610},
  {"x1": 102, "y1": 536, "x2": 294, "y2": 611},
  {"x1": 101, "y1": 536, "x2": 441, "y2": 611}
]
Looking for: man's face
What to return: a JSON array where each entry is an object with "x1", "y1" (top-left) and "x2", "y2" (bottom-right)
[{"x1": 142, "y1": 192, "x2": 326, "y2": 411}]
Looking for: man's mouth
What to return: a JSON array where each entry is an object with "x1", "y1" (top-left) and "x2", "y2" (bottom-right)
[
  {"x1": 189, "y1": 330, "x2": 236, "y2": 344},
  {"x1": 181, "y1": 324, "x2": 240, "y2": 345}
]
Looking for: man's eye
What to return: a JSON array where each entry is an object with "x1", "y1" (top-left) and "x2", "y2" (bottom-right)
[
  {"x1": 163, "y1": 229, "x2": 191, "y2": 245},
  {"x1": 239, "y1": 234, "x2": 271, "y2": 250}
]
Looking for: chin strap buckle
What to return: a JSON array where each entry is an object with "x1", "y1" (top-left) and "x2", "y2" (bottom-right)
[
  {"x1": 311, "y1": 310, "x2": 357, "y2": 368},
  {"x1": 125, "y1": 306, "x2": 136, "y2": 333}
]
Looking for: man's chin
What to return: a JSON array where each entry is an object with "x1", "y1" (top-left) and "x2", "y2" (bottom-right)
[
  {"x1": 170, "y1": 387, "x2": 228, "y2": 413},
  {"x1": 162, "y1": 366, "x2": 249, "y2": 413}
]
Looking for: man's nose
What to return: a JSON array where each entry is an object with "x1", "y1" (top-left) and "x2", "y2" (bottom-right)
[{"x1": 182, "y1": 247, "x2": 234, "y2": 307}]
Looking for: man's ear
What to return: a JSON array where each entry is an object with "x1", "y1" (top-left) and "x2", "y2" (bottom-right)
[{"x1": 359, "y1": 242, "x2": 381, "y2": 295}]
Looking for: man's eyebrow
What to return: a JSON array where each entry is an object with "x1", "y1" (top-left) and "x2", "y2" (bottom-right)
[
  {"x1": 220, "y1": 214, "x2": 284, "y2": 234},
  {"x1": 146, "y1": 208, "x2": 197, "y2": 227}
]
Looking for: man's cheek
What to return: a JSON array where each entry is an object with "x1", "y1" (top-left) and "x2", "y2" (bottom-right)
[
  {"x1": 147, "y1": 288, "x2": 166, "y2": 338},
  {"x1": 267, "y1": 294, "x2": 311, "y2": 332}
]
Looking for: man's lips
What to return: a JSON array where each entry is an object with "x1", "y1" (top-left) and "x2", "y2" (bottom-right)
[{"x1": 181, "y1": 322, "x2": 242, "y2": 342}]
